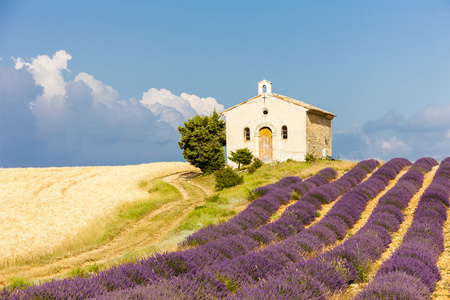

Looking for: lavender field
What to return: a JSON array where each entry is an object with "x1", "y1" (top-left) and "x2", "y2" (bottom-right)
[{"x1": 1, "y1": 157, "x2": 449, "y2": 300}]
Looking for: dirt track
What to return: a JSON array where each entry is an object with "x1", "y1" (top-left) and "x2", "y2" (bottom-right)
[
  {"x1": 0, "y1": 163, "x2": 202, "y2": 284},
  {"x1": 0, "y1": 168, "x2": 211, "y2": 286}
]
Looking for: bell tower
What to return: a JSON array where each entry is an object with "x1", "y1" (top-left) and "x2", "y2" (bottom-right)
[{"x1": 257, "y1": 79, "x2": 272, "y2": 95}]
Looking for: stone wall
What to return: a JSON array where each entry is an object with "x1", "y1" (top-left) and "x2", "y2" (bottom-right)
[{"x1": 306, "y1": 112, "x2": 332, "y2": 158}]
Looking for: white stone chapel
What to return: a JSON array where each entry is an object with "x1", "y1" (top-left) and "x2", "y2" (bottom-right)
[{"x1": 221, "y1": 80, "x2": 336, "y2": 167}]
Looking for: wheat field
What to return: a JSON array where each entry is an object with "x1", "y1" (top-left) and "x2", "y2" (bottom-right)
[{"x1": 0, "y1": 162, "x2": 198, "y2": 265}]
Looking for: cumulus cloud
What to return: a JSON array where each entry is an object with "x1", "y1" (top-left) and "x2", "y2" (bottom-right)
[
  {"x1": 0, "y1": 66, "x2": 43, "y2": 167},
  {"x1": 14, "y1": 50, "x2": 71, "y2": 98},
  {"x1": 140, "y1": 88, "x2": 224, "y2": 128},
  {"x1": 405, "y1": 105, "x2": 450, "y2": 131},
  {"x1": 180, "y1": 92, "x2": 224, "y2": 116},
  {"x1": 1, "y1": 50, "x2": 223, "y2": 167},
  {"x1": 380, "y1": 136, "x2": 409, "y2": 151},
  {"x1": 75, "y1": 72, "x2": 120, "y2": 107},
  {"x1": 334, "y1": 104, "x2": 450, "y2": 161},
  {"x1": 362, "y1": 110, "x2": 404, "y2": 133}
]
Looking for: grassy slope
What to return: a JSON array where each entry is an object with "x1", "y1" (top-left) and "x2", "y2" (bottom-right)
[
  {"x1": 1, "y1": 180, "x2": 186, "y2": 286},
  {"x1": 1, "y1": 160, "x2": 356, "y2": 288},
  {"x1": 184, "y1": 160, "x2": 357, "y2": 234}
]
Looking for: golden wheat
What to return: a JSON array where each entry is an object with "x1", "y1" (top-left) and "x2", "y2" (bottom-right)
[{"x1": 0, "y1": 162, "x2": 198, "y2": 264}]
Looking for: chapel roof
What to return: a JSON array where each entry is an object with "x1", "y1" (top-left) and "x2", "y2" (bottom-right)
[{"x1": 221, "y1": 93, "x2": 336, "y2": 120}]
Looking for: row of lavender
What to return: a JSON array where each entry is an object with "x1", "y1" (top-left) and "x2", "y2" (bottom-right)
[
  {"x1": 91, "y1": 157, "x2": 448, "y2": 300},
  {"x1": 355, "y1": 157, "x2": 450, "y2": 299},
  {"x1": 175, "y1": 163, "x2": 366, "y2": 271},
  {"x1": 221, "y1": 159, "x2": 378, "y2": 248},
  {"x1": 228, "y1": 157, "x2": 421, "y2": 299},
  {"x1": 0, "y1": 161, "x2": 377, "y2": 299},
  {"x1": 0, "y1": 165, "x2": 335, "y2": 299},
  {"x1": 168, "y1": 166, "x2": 340, "y2": 271},
  {"x1": 181, "y1": 167, "x2": 337, "y2": 247},
  {"x1": 217, "y1": 158, "x2": 404, "y2": 290},
  {"x1": 91, "y1": 159, "x2": 401, "y2": 299},
  {"x1": 261, "y1": 159, "x2": 378, "y2": 242}
]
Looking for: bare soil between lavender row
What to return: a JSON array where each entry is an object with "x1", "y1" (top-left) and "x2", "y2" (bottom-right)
[{"x1": 1, "y1": 159, "x2": 448, "y2": 299}]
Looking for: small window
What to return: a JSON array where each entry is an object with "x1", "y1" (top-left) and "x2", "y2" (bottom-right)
[
  {"x1": 263, "y1": 109, "x2": 268, "y2": 115},
  {"x1": 244, "y1": 127, "x2": 250, "y2": 141},
  {"x1": 282, "y1": 126, "x2": 288, "y2": 140}
]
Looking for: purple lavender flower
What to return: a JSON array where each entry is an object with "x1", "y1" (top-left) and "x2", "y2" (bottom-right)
[
  {"x1": 319, "y1": 215, "x2": 350, "y2": 239},
  {"x1": 307, "y1": 223, "x2": 338, "y2": 245},
  {"x1": 244, "y1": 227, "x2": 279, "y2": 245},
  {"x1": 358, "y1": 223, "x2": 392, "y2": 248},
  {"x1": 412, "y1": 157, "x2": 438, "y2": 173},
  {"x1": 6, "y1": 276, "x2": 107, "y2": 300},
  {"x1": 367, "y1": 211, "x2": 402, "y2": 233},
  {"x1": 420, "y1": 189, "x2": 450, "y2": 207},
  {"x1": 376, "y1": 256, "x2": 441, "y2": 292},
  {"x1": 96, "y1": 270, "x2": 229, "y2": 300},
  {"x1": 230, "y1": 271, "x2": 327, "y2": 300},
  {"x1": 358, "y1": 156, "x2": 450, "y2": 298},
  {"x1": 371, "y1": 203, "x2": 404, "y2": 224},
  {"x1": 294, "y1": 259, "x2": 348, "y2": 292},
  {"x1": 354, "y1": 271, "x2": 430, "y2": 300},
  {"x1": 286, "y1": 231, "x2": 325, "y2": 253},
  {"x1": 308, "y1": 189, "x2": 333, "y2": 204},
  {"x1": 291, "y1": 181, "x2": 317, "y2": 196}
]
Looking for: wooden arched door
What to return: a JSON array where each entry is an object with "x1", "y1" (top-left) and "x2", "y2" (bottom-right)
[{"x1": 259, "y1": 127, "x2": 273, "y2": 159}]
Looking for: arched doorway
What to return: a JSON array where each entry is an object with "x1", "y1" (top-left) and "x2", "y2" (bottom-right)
[{"x1": 259, "y1": 127, "x2": 273, "y2": 160}]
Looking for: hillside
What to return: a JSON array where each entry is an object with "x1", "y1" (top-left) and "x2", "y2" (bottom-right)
[
  {"x1": 0, "y1": 163, "x2": 199, "y2": 285},
  {"x1": 1, "y1": 158, "x2": 449, "y2": 299},
  {"x1": 0, "y1": 160, "x2": 353, "y2": 288}
]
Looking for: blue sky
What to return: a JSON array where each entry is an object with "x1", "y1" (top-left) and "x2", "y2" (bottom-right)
[{"x1": 1, "y1": 0, "x2": 450, "y2": 167}]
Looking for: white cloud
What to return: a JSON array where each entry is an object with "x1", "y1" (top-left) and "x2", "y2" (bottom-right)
[
  {"x1": 0, "y1": 64, "x2": 182, "y2": 167},
  {"x1": 140, "y1": 88, "x2": 196, "y2": 121},
  {"x1": 144, "y1": 102, "x2": 185, "y2": 128},
  {"x1": 335, "y1": 104, "x2": 450, "y2": 161},
  {"x1": 1, "y1": 50, "x2": 226, "y2": 167},
  {"x1": 406, "y1": 104, "x2": 450, "y2": 130},
  {"x1": 180, "y1": 92, "x2": 224, "y2": 116},
  {"x1": 140, "y1": 88, "x2": 224, "y2": 128},
  {"x1": 380, "y1": 141, "x2": 391, "y2": 150},
  {"x1": 380, "y1": 136, "x2": 410, "y2": 152},
  {"x1": 363, "y1": 110, "x2": 403, "y2": 133},
  {"x1": 75, "y1": 72, "x2": 120, "y2": 107},
  {"x1": 14, "y1": 50, "x2": 72, "y2": 99}
]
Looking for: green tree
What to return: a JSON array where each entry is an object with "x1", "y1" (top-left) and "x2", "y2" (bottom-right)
[
  {"x1": 229, "y1": 148, "x2": 254, "y2": 170},
  {"x1": 178, "y1": 111, "x2": 226, "y2": 173}
]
